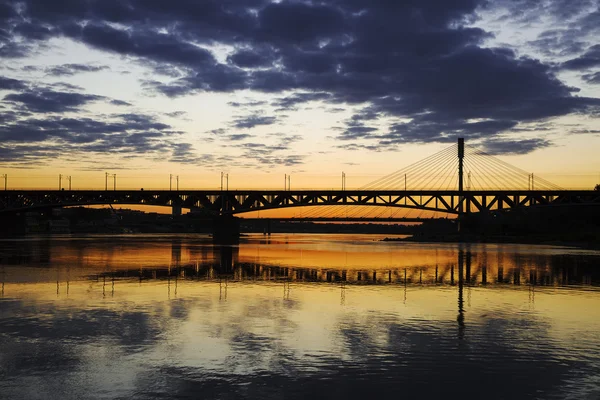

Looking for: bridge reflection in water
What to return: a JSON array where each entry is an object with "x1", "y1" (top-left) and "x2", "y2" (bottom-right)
[
  {"x1": 81, "y1": 243, "x2": 598, "y2": 340},
  {"x1": 94, "y1": 244, "x2": 597, "y2": 288}
]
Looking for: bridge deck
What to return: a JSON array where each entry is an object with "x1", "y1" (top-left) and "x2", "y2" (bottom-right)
[{"x1": 1, "y1": 189, "x2": 598, "y2": 215}]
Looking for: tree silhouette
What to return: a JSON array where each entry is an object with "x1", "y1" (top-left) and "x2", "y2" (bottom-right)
[{"x1": 595, "y1": 184, "x2": 600, "y2": 191}]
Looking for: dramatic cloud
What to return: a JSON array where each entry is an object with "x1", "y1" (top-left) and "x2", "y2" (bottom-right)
[
  {"x1": 0, "y1": 76, "x2": 27, "y2": 90},
  {"x1": 4, "y1": 89, "x2": 105, "y2": 113},
  {"x1": 45, "y1": 63, "x2": 110, "y2": 76},
  {"x1": 562, "y1": 45, "x2": 600, "y2": 70},
  {"x1": 582, "y1": 71, "x2": 600, "y2": 84},
  {"x1": 479, "y1": 138, "x2": 553, "y2": 155},
  {"x1": 231, "y1": 114, "x2": 278, "y2": 129},
  {"x1": 0, "y1": 112, "x2": 193, "y2": 167},
  {"x1": 0, "y1": 0, "x2": 599, "y2": 162}
]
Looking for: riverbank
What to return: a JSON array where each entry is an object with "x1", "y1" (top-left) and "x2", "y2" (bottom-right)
[{"x1": 382, "y1": 232, "x2": 600, "y2": 249}]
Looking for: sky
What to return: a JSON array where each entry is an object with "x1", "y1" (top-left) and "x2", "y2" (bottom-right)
[{"x1": 1, "y1": 0, "x2": 599, "y2": 191}]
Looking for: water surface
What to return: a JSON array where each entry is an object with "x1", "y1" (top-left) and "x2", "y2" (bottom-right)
[{"x1": 1, "y1": 234, "x2": 600, "y2": 399}]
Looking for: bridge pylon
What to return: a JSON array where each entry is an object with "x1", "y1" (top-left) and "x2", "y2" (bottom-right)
[{"x1": 458, "y1": 137, "x2": 465, "y2": 232}]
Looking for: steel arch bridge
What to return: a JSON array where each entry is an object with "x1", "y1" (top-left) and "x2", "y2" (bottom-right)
[{"x1": 1, "y1": 189, "x2": 599, "y2": 216}]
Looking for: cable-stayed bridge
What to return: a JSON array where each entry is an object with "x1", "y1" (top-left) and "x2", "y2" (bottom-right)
[{"x1": 1, "y1": 139, "x2": 598, "y2": 218}]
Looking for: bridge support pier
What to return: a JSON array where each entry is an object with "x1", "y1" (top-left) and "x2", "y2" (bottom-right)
[
  {"x1": 212, "y1": 215, "x2": 240, "y2": 244},
  {"x1": 172, "y1": 205, "x2": 182, "y2": 217}
]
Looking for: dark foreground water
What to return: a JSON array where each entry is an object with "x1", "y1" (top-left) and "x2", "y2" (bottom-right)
[{"x1": 1, "y1": 234, "x2": 600, "y2": 399}]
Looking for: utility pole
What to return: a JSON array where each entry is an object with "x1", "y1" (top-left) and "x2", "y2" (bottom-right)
[
  {"x1": 287, "y1": 175, "x2": 291, "y2": 191},
  {"x1": 59, "y1": 174, "x2": 62, "y2": 190},
  {"x1": 342, "y1": 172, "x2": 346, "y2": 190},
  {"x1": 220, "y1": 172, "x2": 224, "y2": 191},
  {"x1": 404, "y1": 174, "x2": 407, "y2": 191},
  {"x1": 285, "y1": 174, "x2": 287, "y2": 191},
  {"x1": 67, "y1": 176, "x2": 72, "y2": 190},
  {"x1": 226, "y1": 174, "x2": 229, "y2": 190},
  {"x1": 1, "y1": 174, "x2": 6, "y2": 190},
  {"x1": 105, "y1": 172, "x2": 109, "y2": 191},
  {"x1": 112, "y1": 174, "x2": 117, "y2": 191},
  {"x1": 176, "y1": 175, "x2": 179, "y2": 191},
  {"x1": 170, "y1": 174, "x2": 173, "y2": 191}
]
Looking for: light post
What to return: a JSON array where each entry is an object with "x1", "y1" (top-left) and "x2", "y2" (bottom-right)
[
  {"x1": 1, "y1": 174, "x2": 6, "y2": 190},
  {"x1": 68, "y1": 176, "x2": 72, "y2": 190},
  {"x1": 105, "y1": 172, "x2": 109, "y2": 191},
  {"x1": 113, "y1": 174, "x2": 117, "y2": 191},
  {"x1": 342, "y1": 172, "x2": 346, "y2": 191},
  {"x1": 59, "y1": 174, "x2": 62, "y2": 190}
]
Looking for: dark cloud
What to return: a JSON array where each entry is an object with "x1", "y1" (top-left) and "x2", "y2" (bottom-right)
[
  {"x1": 227, "y1": 133, "x2": 252, "y2": 141},
  {"x1": 272, "y1": 92, "x2": 332, "y2": 111},
  {"x1": 582, "y1": 71, "x2": 600, "y2": 84},
  {"x1": 227, "y1": 100, "x2": 267, "y2": 108},
  {"x1": 0, "y1": 76, "x2": 27, "y2": 90},
  {"x1": 225, "y1": 133, "x2": 303, "y2": 166},
  {"x1": 169, "y1": 142, "x2": 211, "y2": 164},
  {"x1": 77, "y1": 23, "x2": 217, "y2": 67},
  {"x1": 257, "y1": 2, "x2": 346, "y2": 44},
  {"x1": 479, "y1": 137, "x2": 553, "y2": 155},
  {"x1": 4, "y1": 89, "x2": 105, "y2": 113},
  {"x1": 561, "y1": 44, "x2": 600, "y2": 70},
  {"x1": 231, "y1": 114, "x2": 277, "y2": 129},
  {"x1": 339, "y1": 124, "x2": 379, "y2": 141},
  {"x1": 0, "y1": 112, "x2": 194, "y2": 166},
  {"x1": 227, "y1": 47, "x2": 278, "y2": 68},
  {"x1": 381, "y1": 117, "x2": 520, "y2": 144},
  {"x1": 110, "y1": 99, "x2": 132, "y2": 106},
  {"x1": 527, "y1": 29, "x2": 588, "y2": 57},
  {"x1": 45, "y1": 63, "x2": 110, "y2": 76},
  {"x1": 0, "y1": 0, "x2": 597, "y2": 156},
  {"x1": 164, "y1": 110, "x2": 187, "y2": 118}
]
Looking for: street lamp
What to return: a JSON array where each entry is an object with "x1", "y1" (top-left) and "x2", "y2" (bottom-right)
[
  {"x1": 220, "y1": 172, "x2": 229, "y2": 190},
  {"x1": 1, "y1": 174, "x2": 6, "y2": 191},
  {"x1": 170, "y1": 174, "x2": 179, "y2": 191}
]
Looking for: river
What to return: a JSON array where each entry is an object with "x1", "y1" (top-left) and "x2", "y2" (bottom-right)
[{"x1": 1, "y1": 234, "x2": 600, "y2": 399}]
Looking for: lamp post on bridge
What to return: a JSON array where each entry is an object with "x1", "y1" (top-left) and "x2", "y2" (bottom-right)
[
  {"x1": 170, "y1": 174, "x2": 179, "y2": 191},
  {"x1": 59, "y1": 175, "x2": 72, "y2": 190},
  {"x1": 220, "y1": 172, "x2": 229, "y2": 191}
]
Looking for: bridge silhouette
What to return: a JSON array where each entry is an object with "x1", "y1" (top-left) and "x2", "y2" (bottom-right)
[{"x1": 1, "y1": 138, "x2": 598, "y2": 241}]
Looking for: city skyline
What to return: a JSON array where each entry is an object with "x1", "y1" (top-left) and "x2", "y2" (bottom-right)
[{"x1": 1, "y1": 0, "x2": 600, "y2": 190}]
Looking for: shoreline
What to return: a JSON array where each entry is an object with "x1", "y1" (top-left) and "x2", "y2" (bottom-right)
[{"x1": 382, "y1": 234, "x2": 600, "y2": 250}]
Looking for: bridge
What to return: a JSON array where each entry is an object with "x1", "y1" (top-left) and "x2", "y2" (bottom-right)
[
  {"x1": 1, "y1": 188, "x2": 598, "y2": 216},
  {"x1": 1, "y1": 138, "x2": 598, "y2": 241}
]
